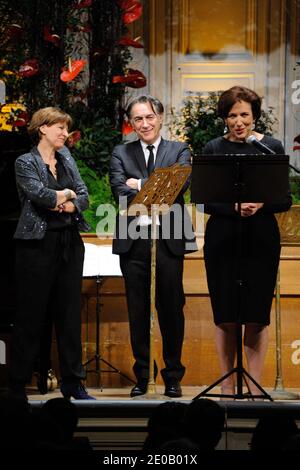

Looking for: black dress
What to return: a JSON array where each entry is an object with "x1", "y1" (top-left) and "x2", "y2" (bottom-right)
[{"x1": 203, "y1": 136, "x2": 292, "y2": 325}]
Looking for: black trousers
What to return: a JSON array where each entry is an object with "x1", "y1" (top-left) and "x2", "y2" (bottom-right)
[
  {"x1": 120, "y1": 233, "x2": 186, "y2": 383},
  {"x1": 10, "y1": 228, "x2": 85, "y2": 385}
]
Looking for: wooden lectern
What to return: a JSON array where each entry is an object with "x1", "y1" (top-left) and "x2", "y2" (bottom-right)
[
  {"x1": 272, "y1": 206, "x2": 300, "y2": 399},
  {"x1": 127, "y1": 163, "x2": 191, "y2": 398}
]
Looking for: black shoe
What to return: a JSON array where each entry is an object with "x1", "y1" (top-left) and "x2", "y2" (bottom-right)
[
  {"x1": 130, "y1": 379, "x2": 148, "y2": 397},
  {"x1": 164, "y1": 379, "x2": 182, "y2": 398},
  {"x1": 60, "y1": 381, "x2": 96, "y2": 400},
  {"x1": 36, "y1": 373, "x2": 48, "y2": 395}
]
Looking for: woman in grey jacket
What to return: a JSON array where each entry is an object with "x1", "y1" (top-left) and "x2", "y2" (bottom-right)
[{"x1": 9, "y1": 107, "x2": 95, "y2": 400}]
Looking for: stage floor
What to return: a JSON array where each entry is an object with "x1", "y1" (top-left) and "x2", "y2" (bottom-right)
[
  {"x1": 27, "y1": 384, "x2": 300, "y2": 402},
  {"x1": 25, "y1": 385, "x2": 300, "y2": 451}
]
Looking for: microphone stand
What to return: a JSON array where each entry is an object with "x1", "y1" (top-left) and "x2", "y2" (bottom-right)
[
  {"x1": 289, "y1": 164, "x2": 300, "y2": 174},
  {"x1": 191, "y1": 153, "x2": 289, "y2": 401},
  {"x1": 246, "y1": 136, "x2": 300, "y2": 174}
]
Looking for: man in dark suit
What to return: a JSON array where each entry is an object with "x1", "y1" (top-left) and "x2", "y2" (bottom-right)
[{"x1": 109, "y1": 95, "x2": 196, "y2": 398}]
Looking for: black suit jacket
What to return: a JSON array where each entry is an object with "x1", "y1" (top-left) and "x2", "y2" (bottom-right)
[{"x1": 109, "y1": 138, "x2": 197, "y2": 255}]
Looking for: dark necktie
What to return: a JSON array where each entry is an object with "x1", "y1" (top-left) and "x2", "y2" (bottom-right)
[{"x1": 146, "y1": 145, "x2": 155, "y2": 175}]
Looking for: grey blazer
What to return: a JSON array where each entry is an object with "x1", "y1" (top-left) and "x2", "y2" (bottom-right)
[{"x1": 14, "y1": 145, "x2": 89, "y2": 239}]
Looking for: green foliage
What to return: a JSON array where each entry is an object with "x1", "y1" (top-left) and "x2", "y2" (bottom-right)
[
  {"x1": 184, "y1": 189, "x2": 191, "y2": 204},
  {"x1": 289, "y1": 177, "x2": 300, "y2": 204},
  {"x1": 72, "y1": 117, "x2": 122, "y2": 177},
  {"x1": 169, "y1": 92, "x2": 224, "y2": 157},
  {"x1": 76, "y1": 159, "x2": 117, "y2": 233},
  {"x1": 169, "y1": 92, "x2": 278, "y2": 157},
  {"x1": 256, "y1": 108, "x2": 278, "y2": 136}
]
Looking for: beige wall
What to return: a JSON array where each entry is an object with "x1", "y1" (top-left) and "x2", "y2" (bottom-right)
[{"x1": 147, "y1": 0, "x2": 299, "y2": 153}]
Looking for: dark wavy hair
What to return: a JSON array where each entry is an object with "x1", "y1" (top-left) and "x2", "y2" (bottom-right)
[
  {"x1": 126, "y1": 95, "x2": 164, "y2": 119},
  {"x1": 217, "y1": 86, "x2": 262, "y2": 123}
]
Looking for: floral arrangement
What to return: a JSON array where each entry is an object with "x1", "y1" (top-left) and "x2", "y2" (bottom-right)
[
  {"x1": 0, "y1": 0, "x2": 145, "y2": 174},
  {"x1": 0, "y1": 102, "x2": 28, "y2": 131}
]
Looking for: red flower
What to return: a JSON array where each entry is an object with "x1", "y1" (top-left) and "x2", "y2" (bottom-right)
[
  {"x1": 293, "y1": 134, "x2": 300, "y2": 151},
  {"x1": 18, "y1": 59, "x2": 39, "y2": 77},
  {"x1": 122, "y1": 120, "x2": 134, "y2": 135},
  {"x1": 112, "y1": 68, "x2": 146, "y2": 88},
  {"x1": 118, "y1": 0, "x2": 142, "y2": 24},
  {"x1": 10, "y1": 111, "x2": 30, "y2": 127},
  {"x1": 123, "y1": 3, "x2": 142, "y2": 24},
  {"x1": 60, "y1": 59, "x2": 86, "y2": 82},
  {"x1": 3, "y1": 107, "x2": 30, "y2": 129},
  {"x1": 43, "y1": 26, "x2": 60, "y2": 47},
  {"x1": 118, "y1": 36, "x2": 143, "y2": 48},
  {"x1": 294, "y1": 134, "x2": 300, "y2": 144},
  {"x1": 73, "y1": 0, "x2": 93, "y2": 8},
  {"x1": 67, "y1": 130, "x2": 81, "y2": 147}
]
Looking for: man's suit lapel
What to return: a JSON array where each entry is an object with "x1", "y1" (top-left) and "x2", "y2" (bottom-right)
[
  {"x1": 131, "y1": 138, "x2": 168, "y2": 175},
  {"x1": 155, "y1": 138, "x2": 168, "y2": 169},
  {"x1": 132, "y1": 141, "x2": 148, "y2": 177}
]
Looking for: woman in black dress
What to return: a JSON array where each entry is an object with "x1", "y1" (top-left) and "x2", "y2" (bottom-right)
[{"x1": 203, "y1": 86, "x2": 292, "y2": 396}]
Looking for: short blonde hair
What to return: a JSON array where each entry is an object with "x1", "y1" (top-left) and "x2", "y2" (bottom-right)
[{"x1": 28, "y1": 107, "x2": 72, "y2": 144}]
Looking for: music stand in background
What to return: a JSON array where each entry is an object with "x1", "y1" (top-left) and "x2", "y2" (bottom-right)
[
  {"x1": 191, "y1": 154, "x2": 289, "y2": 401},
  {"x1": 82, "y1": 243, "x2": 134, "y2": 388}
]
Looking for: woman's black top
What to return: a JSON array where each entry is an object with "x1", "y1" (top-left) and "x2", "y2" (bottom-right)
[{"x1": 203, "y1": 135, "x2": 292, "y2": 325}]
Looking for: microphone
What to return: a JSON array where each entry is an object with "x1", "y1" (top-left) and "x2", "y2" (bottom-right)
[
  {"x1": 245, "y1": 135, "x2": 276, "y2": 154},
  {"x1": 246, "y1": 134, "x2": 300, "y2": 173}
]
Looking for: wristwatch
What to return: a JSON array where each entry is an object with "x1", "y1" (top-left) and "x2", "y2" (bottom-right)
[{"x1": 63, "y1": 188, "x2": 72, "y2": 200}]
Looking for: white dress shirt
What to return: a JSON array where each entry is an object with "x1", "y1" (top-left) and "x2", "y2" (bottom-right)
[{"x1": 137, "y1": 136, "x2": 161, "y2": 226}]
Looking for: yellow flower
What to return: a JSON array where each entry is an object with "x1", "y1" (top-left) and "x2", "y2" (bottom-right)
[
  {"x1": 0, "y1": 113, "x2": 13, "y2": 131},
  {"x1": 0, "y1": 102, "x2": 27, "y2": 132}
]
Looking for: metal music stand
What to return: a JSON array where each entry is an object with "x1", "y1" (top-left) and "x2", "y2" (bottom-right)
[
  {"x1": 191, "y1": 154, "x2": 289, "y2": 401},
  {"x1": 82, "y1": 243, "x2": 135, "y2": 388}
]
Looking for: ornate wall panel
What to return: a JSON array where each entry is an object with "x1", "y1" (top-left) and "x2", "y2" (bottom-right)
[{"x1": 149, "y1": 0, "x2": 290, "y2": 143}]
